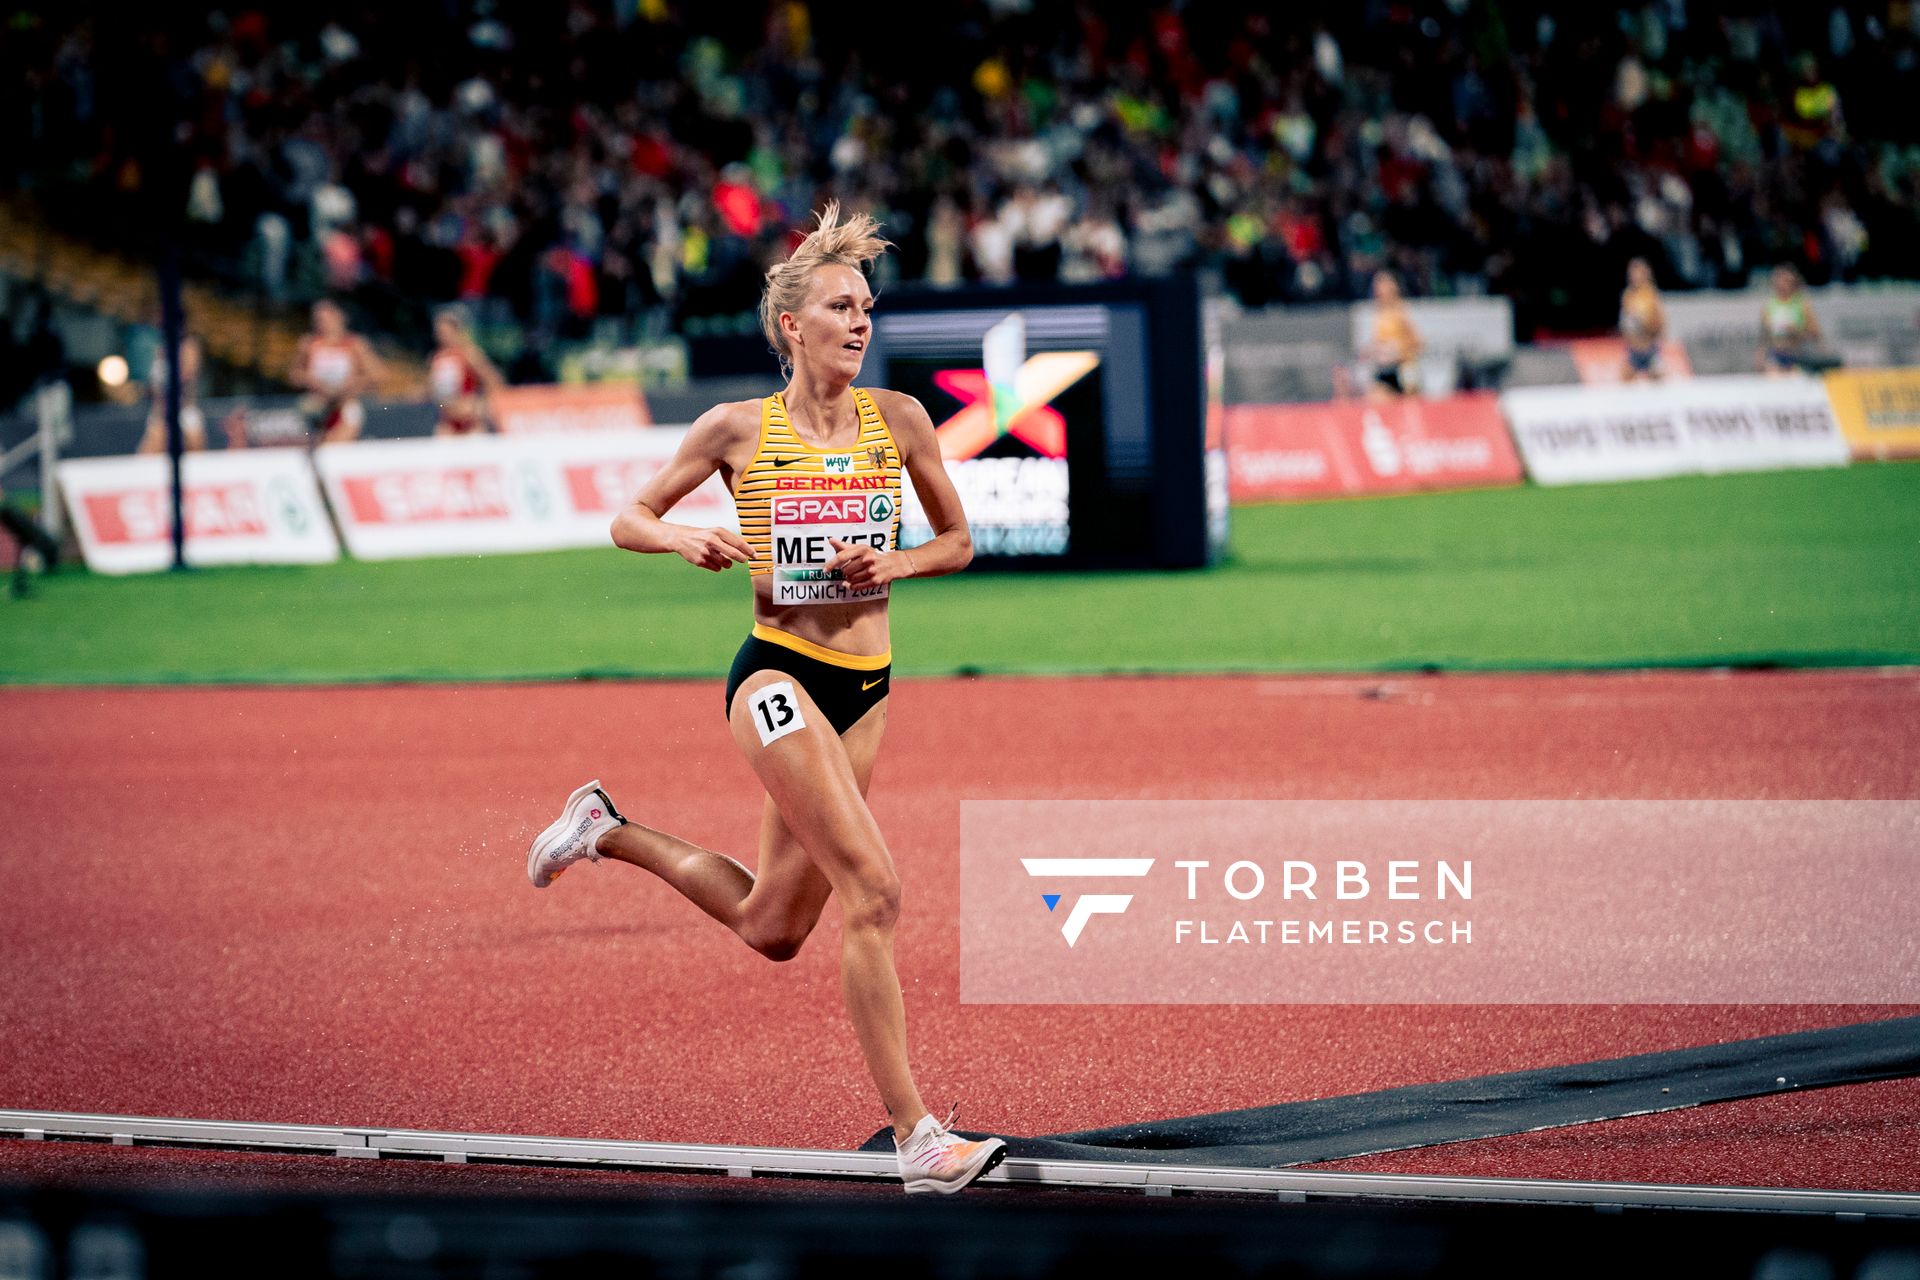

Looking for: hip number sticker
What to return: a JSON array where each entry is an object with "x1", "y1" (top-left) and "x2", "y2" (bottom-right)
[{"x1": 748, "y1": 681, "x2": 807, "y2": 746}]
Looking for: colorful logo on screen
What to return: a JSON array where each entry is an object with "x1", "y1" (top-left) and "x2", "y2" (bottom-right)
[{"x1": 930, "y1": 352, "x2": 1099, "y2": 462}]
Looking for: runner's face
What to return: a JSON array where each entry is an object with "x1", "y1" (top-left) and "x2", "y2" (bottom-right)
[
  {"x1": 790, "y1": 265, "x2": 872, "y2": 378},
  {"x1": 314, "y1": 305, "x2": 345, "y2": 339}
]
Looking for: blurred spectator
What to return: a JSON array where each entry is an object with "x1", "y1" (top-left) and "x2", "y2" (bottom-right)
[
  {"x1": 1, "y1": 2, "x2": 1915, "y2": 346},
  {"x1": 0, "y1": 286, "x2": 66, "y2": 410}
]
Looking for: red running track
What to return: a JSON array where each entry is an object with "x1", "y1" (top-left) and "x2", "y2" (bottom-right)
[{"x1": 1, "y1": 671, "x2": 1916, "y2": 1193}]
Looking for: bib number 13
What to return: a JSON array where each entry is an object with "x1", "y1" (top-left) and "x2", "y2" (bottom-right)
[{"x1": 748, "y1": 681, "x2": 807, "y2": 746}]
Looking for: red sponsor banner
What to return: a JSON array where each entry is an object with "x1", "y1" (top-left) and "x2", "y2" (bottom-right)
[
  {"x1": 84, "y1": 484, "x2": 269, "y2": 544},
  {"x1": 340, "y1": 468, "x2": 512, "y2": 524},
  {"x1": 563, "y1": 460, "x2": 664, "y2": 514},
  {"x1": 491, "y1": 383, "x2": 651, "y2": 434},
  {"x1": 1225, "y1": 394, "x2": 1522, "y2": 502}
]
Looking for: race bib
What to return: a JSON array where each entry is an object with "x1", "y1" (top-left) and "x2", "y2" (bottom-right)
[{"x1": 771, "y1": 480, "x2": 896, "y2": 606}]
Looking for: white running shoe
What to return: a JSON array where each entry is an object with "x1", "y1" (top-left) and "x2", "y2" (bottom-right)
[
  {"x1": 526, "y1": 780, "x2": 626, "y2": 888},
  {"x1": 894, "y1": 1108, "x2": 1007, "y2": 1195}
]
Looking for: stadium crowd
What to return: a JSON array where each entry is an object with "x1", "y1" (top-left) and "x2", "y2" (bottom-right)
[{"x1": 8, "y1": 1, "x2": 1920, "y2": 345}]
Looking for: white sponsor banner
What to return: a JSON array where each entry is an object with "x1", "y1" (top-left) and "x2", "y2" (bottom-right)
[
  {"x1": 57, "y1": 449, "x2": 339, "y2": 575},
  {"x1": 312, "y1": 428, "x2": 733, "y2": 560},
  {"x1": 1500, "y1": 375, "x2": 1850, "y2": 486}
]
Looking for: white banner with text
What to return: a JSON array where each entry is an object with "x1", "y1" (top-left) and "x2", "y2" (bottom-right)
[
  {"x1": 1500, "y1": 376, "x2": 1850, "y2": 485},
  {"x1": 57, "y1": 449, "x2": 339, "y2": 575},
  {"x1": 312, "y1": 428, "x2": 732, "y2": 560}
]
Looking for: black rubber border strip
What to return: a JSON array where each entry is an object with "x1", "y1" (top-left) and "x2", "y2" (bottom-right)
[{"x1": 864, "y1": 1016, "x2": 1920, "y2": 1167}]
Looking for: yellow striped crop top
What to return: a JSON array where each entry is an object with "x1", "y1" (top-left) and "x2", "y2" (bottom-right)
[{"x1": 733, "y1": 389, "x2": 903, "y2": 606}]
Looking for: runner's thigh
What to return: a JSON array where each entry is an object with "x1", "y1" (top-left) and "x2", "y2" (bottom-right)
[
  {"x1": 729, "y1": 671, "x2": 895, "y2": 895},
  {"x1": 746, "y1": 695, "x2": 890, "y2": 910}
]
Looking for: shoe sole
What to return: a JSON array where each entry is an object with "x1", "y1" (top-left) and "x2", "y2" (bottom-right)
[
  {"x1": 526, "y1": 779, "x2": 605, "y2": 888},
  {"x1": 902, "y1": 1139, "x2": 1008, "y2": 1195}
]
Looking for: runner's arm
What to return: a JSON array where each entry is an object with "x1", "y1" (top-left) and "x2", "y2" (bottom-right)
[
  {"x1": 874, "y1": 390, "x2": 971, "y2": 580},
  {"x1": 612, "y1": 403, "x2": 755, "y2": 571},
  {"x1": 290, "y1": 337, "x2": 313, "y2": 389},
  {"x1": 351, "y1": 338, "x2": 384, "y2": 397},
  {"x1": 469, "y1": 341, "x2": 507, "y2": 396}
]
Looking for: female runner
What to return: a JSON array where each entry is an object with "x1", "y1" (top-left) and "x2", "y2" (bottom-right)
[
  {"x1": 1759, "y1": 265, "x2": 1824, "y2": 375},
  {"x1": 524, "y1": 204, "x2": 1006, "y2": 1195},
  {"x1": 1365, "y1": 270, "x2": 1423, "y2": 400},
  {"x1": 1618, "y1": 258, "x2": 1667, "y2": 382},
  {"x1": 292, "y1": 300, "x2": 380, "y2": 444},
  {"x1": 427, "y1": 305, "x2": 504, "y2": 436}
]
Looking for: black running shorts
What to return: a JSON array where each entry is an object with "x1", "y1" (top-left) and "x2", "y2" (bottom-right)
[{"x1": 724, "y1": 625, "x2": 891, "y2": 737}]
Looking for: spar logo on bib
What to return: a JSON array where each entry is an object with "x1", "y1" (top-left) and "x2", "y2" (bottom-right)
[{"x1": 771, "y1": 475, "x2": 894, "y2": 606}]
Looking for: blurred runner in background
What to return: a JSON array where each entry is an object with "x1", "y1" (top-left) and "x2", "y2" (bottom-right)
[
  {"x1": 1619, "y1": 259, "x2": 1668, "y2": 383},
  {"x1": 428, "y1": 306, "x2": 504, "y2": 437},
  {"x1": 293, "y1": 300, "x2": 380, "y2": 444}
]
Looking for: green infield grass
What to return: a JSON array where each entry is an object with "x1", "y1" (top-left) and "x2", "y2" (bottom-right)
[{"x1": 2, "y1": 462, "x2": 1915, "y2": 684}]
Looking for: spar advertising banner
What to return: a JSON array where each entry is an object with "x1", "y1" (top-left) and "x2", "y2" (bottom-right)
[
  {"x1": 1223, "y1": 394, "x2": 1521, "y2": 501},
  {"x1": 1501, "y1": 375, "x2": 1850, "y2": 486},
  {"x1": 1822, "y1": 367, "x2": 1920, "y2": 459},
  {"x1": 313, "y1": 428, "x2": 733, "y2": 560},
  {"x1": 57, "y1": 449, "x2": 339, "y2": 575}
]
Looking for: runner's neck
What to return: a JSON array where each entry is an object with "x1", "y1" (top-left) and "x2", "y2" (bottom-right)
[{"x1": 781, "y1": 379, "x2": 861, "y2": 448}]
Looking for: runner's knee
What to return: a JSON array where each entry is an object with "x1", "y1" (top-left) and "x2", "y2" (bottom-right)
[
  {"x1": 841, "y1": 868, "x2": 901, "y2": 933},
  {"x1": 742, "y1": 917, "x2": 813, "y2": 963}
]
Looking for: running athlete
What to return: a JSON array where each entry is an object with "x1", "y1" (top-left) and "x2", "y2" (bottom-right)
[
  {"x1": 136, "y1": 332, "x2": 207, "y2": 454},
  {"x1": 523, "y1": 204, "x2": 1006, "y2": 1196},
  {"x1": 1366, "y1": 270, "x2": 1423, "y2": 400},
  {"x1": 427, "y1": 306, "x2": 504, "y2": 436},
  {"x1": 1618, "y1": 258, "x2": 1667, "y2": 383},
  {"x1": 292, "y1": 300, "x2": 380, "y2": 444},
  {"x1": 1759, "y1": 265, "x2": 1823, "y2": 375}
]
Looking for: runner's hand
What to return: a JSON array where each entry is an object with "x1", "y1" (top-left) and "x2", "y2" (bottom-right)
[
  {"x1": 826, "y1": 538, "x2": 908, "y2": 588},
  {"x1": 674, "y1": 526, "x2": 753, "y2": 571}
]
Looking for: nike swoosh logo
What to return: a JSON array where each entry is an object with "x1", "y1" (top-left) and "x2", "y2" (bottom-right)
[
  {"x1": 862, "y1": 677, "x2": 885, "y2": 691},
  {"x1": 772, "y1": 457, "x2": 802, "y2": 467}
]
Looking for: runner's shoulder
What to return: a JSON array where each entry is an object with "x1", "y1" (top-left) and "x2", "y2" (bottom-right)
[
  {"x1": 688, "y1": 398, "x2": 765, "y2": 454},
  {"x1": 865, "y1": 387, "x2": 936, "y2": 441}
]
